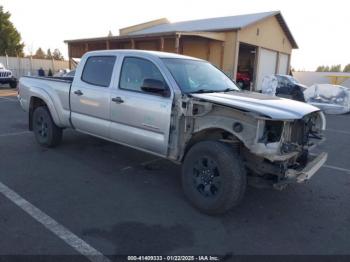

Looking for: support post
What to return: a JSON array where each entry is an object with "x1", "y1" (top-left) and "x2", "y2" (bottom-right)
[
  {"x1": 29, "y1": 56, "x2": 33, "y2": 76},
  {"x1": 175, "y1": 34, "x2": 180, "y2": 53},
  {"x1": 232, "y1": 33, "x2": 240, "y2": 81},
  {"x1": 160, "y1": 37, "x2": 164, "y2": 51},
  {"x1": 206, "y1": 40, "x2": 211, "y2": 61},
  {"x1": 68, "y1": 44, "x2": 72, "y2": 69},
  {"x1": 51, "y1": 58, "x2": 55, "y2": 73},
  {"x1": 17, "y1": 55, "x2": 21, "y2": 78},
  {"x1": 220, "y1": 42, "x2": 224, "y2": 69},
  {"x1": 5, "y1": 53, "x2": 9, "y2": 68}
]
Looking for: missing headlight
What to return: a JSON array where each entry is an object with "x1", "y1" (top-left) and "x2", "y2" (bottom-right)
[{"x1": 259, "y1": 121, "x2": 284, "y2": 143}]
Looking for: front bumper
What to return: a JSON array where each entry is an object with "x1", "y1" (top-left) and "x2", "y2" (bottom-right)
[
  {"x1": 0, "y1": 77, "x2": 17, "y2": 84},
  {"x1": 273, "y1": 152, "x2": 328, "y2": 189}
]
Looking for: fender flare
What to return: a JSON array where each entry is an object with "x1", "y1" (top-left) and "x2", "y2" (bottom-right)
[{"x1": 29, "y1": 87, "x2": 62, "y2": 127}]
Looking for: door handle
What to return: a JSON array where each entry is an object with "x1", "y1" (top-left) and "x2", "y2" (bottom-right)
[
  {"x1": 74, "y1": 90, "x2": 83, "y2": 96},
  {"x1": 111, "y1": 97, "x2": 124, "y2": 104}
]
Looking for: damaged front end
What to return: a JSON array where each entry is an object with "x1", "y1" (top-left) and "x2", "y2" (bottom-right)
[
  {"x1": 170, "y1": 93, "x2": 328, "y2": 190},
  {"x1": 244, "y1": 111, "x2": 328, "y2": 189}
]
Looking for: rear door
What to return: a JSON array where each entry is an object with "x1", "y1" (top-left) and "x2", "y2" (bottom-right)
[
  {"x1": 109, "y1": 55, "x2": 173, "y2": 156},
  {"x1": 70, "y1": 55, "x2": 116, "y2": 138}
]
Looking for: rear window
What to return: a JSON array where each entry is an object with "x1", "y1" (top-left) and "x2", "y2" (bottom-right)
[{"x1": 81, "y1": 56, "x2": 116, "y2": 87}]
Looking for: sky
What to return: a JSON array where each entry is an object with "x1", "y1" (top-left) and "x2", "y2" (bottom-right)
[{"x1": 1, "y1": 0, "x2": 349, "y2": 71}]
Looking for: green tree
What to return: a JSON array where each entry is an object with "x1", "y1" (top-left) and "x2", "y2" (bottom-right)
[
  {"x1": 0, "y1": 6, "x2": 24, "y2": 56},
  {"x1": 329, "y1": 64, "x2": 341, "y2": 72},
  {"x1": 46, "y1": 48, "x2": 52, "y2": 59},
  {"x1": 33, "y1": 47, "x2": 46, "y2": 59},
  {"x1": 343, "y1": 64, "x2": 350, "y2": 72},
  {"x1": 316, "y1": 65, "x2": 325, "y2": 72},
  {"x1": 52, "y1": 48, "x2": 63, "y2": 60}
]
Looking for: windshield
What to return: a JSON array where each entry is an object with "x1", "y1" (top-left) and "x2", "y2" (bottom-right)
[
  {"x1": 278, "y1": 75, "x2": 299, "y2": 84},
  {"x1": 162, "y1": 58, "x2": 239, "y2": 93}
]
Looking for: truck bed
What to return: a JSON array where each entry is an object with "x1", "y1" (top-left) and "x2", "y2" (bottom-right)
[{"x1": 18, "y1": 76, "x2": 73, "y2": 128}]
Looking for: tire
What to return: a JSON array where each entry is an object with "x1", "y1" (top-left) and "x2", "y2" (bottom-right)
[
  {"x1": 9, "y1": 81, "x2": 17, "y2": 89},
  {"x1": 182, "y1": 141, "x2": 246, "y2": 215},
  {"x1": 32, "y1": 106, "x2": 62, "y2": 147}
]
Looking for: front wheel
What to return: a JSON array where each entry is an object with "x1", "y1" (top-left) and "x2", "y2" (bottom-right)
[
  {"x1": 32, "y1": 106, "x2": 62, "y2": 147},
  {"x1": 9, "y1": 81, "x2": 17, "y2": 89},
  {"x1": 182, "y1": 141, "x2": 246, "y2": 215}
]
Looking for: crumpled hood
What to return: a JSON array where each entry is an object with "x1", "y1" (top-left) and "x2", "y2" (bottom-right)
[{"x1": 191, "y1": 91, "x2": 320, "y2": 120}]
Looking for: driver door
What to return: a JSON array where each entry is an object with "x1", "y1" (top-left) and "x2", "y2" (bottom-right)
[{"x1": 109, "y1": 56, "x2": 173, "y2": 156}]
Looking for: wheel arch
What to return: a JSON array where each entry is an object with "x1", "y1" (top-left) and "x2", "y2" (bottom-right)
[
  {"x1": 181, "y1": 127, "x2": 242, "y2": 162},
  {"x1": 29, "y1": 95, "x2": 61, "y2": 130}
]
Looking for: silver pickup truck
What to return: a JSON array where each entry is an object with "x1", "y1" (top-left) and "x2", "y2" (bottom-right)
[{"x1": 18, "y1": 50, "x2": 327, "y2": 215}]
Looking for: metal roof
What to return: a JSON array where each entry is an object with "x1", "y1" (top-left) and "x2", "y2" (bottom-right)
[
  {"x1": 65, "y1": 11, "x2": 298, "y2": 49},
  {"x1": 127, "y1": 11, "x2": 298, "y2": 48}
]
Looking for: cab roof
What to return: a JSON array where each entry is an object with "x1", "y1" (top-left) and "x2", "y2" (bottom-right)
[{"x1": 84, "y1": 49, "x2": 203, "y2": 61}]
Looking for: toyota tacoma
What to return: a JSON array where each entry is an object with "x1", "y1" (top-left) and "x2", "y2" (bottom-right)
[{"x1": 18, "y1": 50, "x2": 327, "y2": 215}]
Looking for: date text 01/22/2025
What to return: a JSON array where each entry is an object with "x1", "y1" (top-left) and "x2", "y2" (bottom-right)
[{"x1": 127, "y1": 255, "x2": 220, "y2": 261}]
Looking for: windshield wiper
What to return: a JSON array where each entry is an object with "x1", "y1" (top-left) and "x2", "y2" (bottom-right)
[
  {"x1": 219, "y1": 88, "x2": 238, "y2": 92},
  {"x1": 189, "y1": 88, "x2": 238, "y2": 94},
  {"x1": 190, "y1": 89, "x2": 218, "y2": 94}
]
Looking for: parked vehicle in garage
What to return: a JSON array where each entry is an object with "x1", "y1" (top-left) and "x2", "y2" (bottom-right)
[
  {"x1": 0, "y1": 63, "x2": 17, "y2": 88},
  {"x1": 236, "y1": 72, "x2": 251, "y2": 90},
  {"x1": 18, "y1": 50, "x2": 327, "y2": 215}
]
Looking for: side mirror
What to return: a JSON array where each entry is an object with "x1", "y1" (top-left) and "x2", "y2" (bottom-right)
[{"x1": 141, "y1": 78, "x2": 168, "y2": 95}]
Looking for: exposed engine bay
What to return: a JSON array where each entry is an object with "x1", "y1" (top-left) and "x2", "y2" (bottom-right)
[{"x1": 169, "y1": 93, "x2": 327, "y2": 189}]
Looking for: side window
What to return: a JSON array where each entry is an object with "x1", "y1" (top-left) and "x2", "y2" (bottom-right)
[
  {"x1": 81, "y1": 56, "x2": 116, "y2": 87},
  {"x1": 119, "y1": 57, "x2": 166, "y2": 93},
  {"x1": 277, "y1": 76, "x2": 288, "y2": 87}
]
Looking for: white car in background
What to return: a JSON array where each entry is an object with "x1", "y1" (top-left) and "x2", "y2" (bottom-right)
[
  {"x1": 0, "y1": 63, "x2": 17, "y2": 88},
  {"x1": 304, "y1": 84, "x2": 350, "y2": 114},
  {"x1": 53, "y1": 69, "x2": 71, "y2": 77}
]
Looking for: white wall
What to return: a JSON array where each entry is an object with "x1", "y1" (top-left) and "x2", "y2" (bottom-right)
[
  {"x1": 0, "y1": 56, "x2": 69, "y2": 78},
  {"x1": 293, "y1": 71, "x2": 350, "y2": 88}
]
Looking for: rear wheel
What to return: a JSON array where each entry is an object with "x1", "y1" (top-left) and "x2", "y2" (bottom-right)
[
  {"x1": 182, "y1": 141, "x2": 246, "y2": 215},
  {"x1": 32, "y1": 106, "x2": 62, "y2": 147}
]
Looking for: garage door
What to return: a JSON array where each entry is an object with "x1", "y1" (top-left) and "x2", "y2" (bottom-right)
[
  {"x1": 278, "y1": 53, "x2": 289, "y2": 75},
  {"x1": 256, "y1": 48, "x2": 277, "y2": 90}
]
